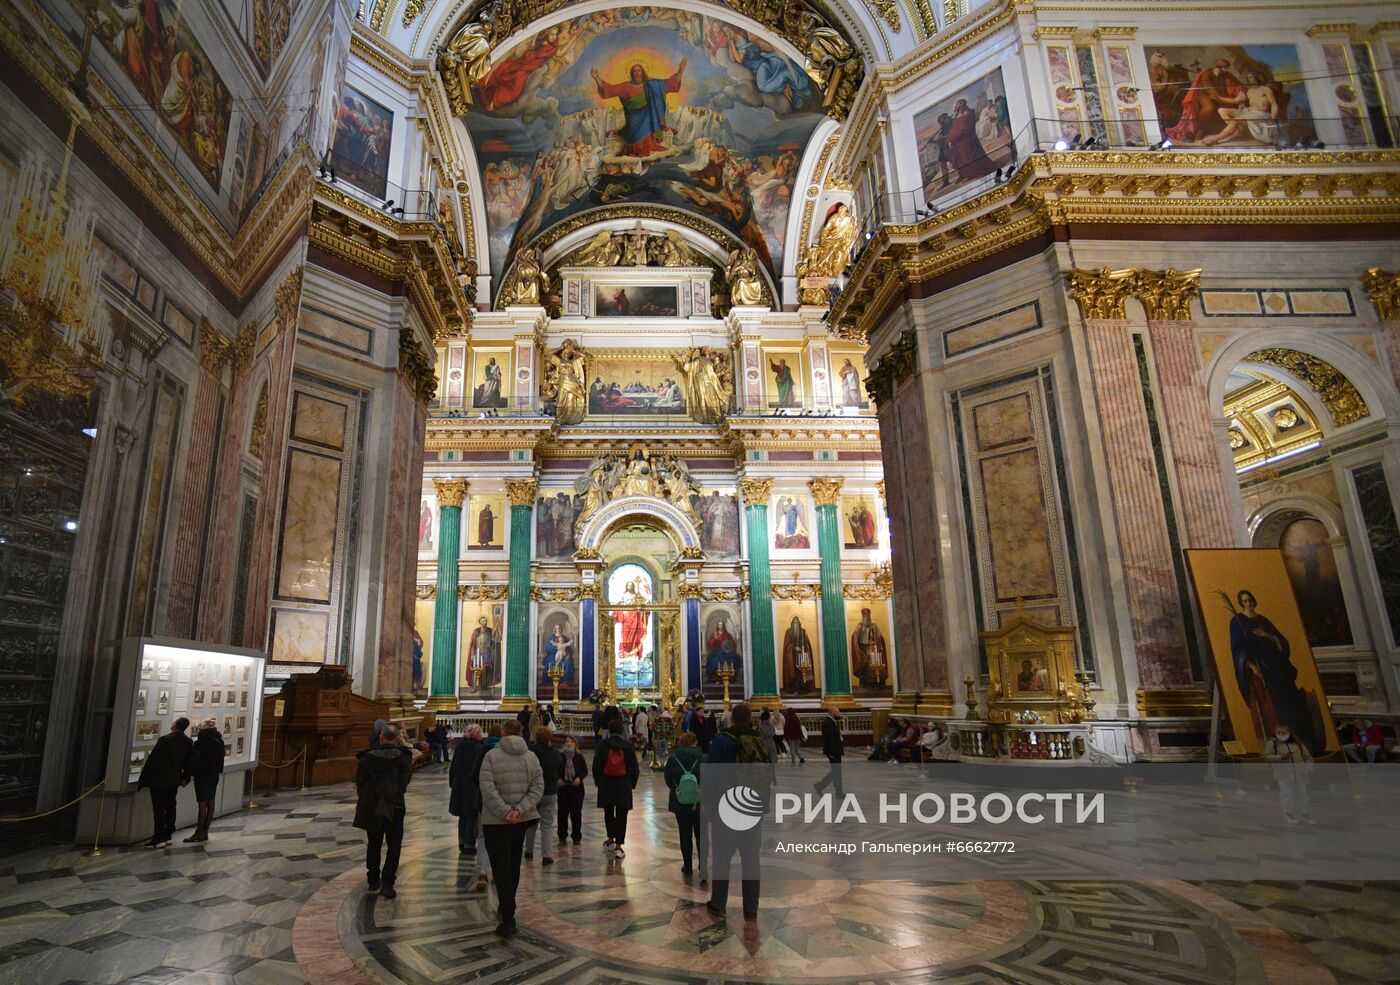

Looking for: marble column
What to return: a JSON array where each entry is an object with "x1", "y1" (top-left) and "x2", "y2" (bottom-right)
[
  {"x1": 739, "y1": 477, "x2": 778, "y2": 703},
  {"x1": 1070, "y1": 269, "x2": 1193, "y2": 691},
  {"x1": 1138, "y1": 269, "x2": 1238, "y2": 549},
  {"x1": 1361, "y1": 268, "x2": 1400, "y2": 393},
  {"x1": 501, "y1": 478, "x2": 537, "y2": 710},
  {"x1": 810, "y1": 478, "x2": 854, "y2": 703},
  {"x1": 581, "y1": 590, "x2": 597, "y2": 699},
  {"x1": 428, "y1": 478, "x2": 467, "y2": 710}
]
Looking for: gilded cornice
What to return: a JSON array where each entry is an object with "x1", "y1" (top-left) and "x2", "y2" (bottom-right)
[
  {"x1": 350, "y1": 28, "x2": 423, "y2": 89},
  {"x1": 462, "y1": 583, "x2": 511, "y2": 600},
  {"x1": 1361, "y1": 268, "x2": 1400, "y2": 320},
  {"x1": 773, "y1": 583, "x2": 823, "y2": 600},
  {"x1": 725, "y1": 415, "x2": 881, "y2": 453},
  {"x1": 1306, "y1": 23, "x2": 1356, "y2": 37},
  {"x1": 434, "y1": 477, "x2": 468, "y2": 507},
  {"x1": 844, "y1": 582, "x2": 893, "y2": 600}
]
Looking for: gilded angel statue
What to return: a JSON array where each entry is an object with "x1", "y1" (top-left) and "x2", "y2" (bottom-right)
[
  {"x1": 436, "y1": 21, "x2": 493, "y2": 114},
  {"x1": 573, "y1": 230, "x2": 623, "y2": 267},
  {"x1": 655, "y1": 230, "x2": 701, "y2": 267},
  {"x1": 809, "y1": 202, "x2": 858, "y2": 277},
  {"x1": 673, "y1": 347, "x2": 734, "y2": 424},
  {"x1": 497, "y1": 247, "x2": 549, "y2": 307},
  {"x1": 575, "y1": 454, "x2": 622, "y2": 524},
  {"x1": 544, "y1": 338, "x2": 588, "y2": 424},
  {"x1": 725, "y1": 248, "x2": 766, "y2": 307},
  {"x1": 660, "y1": 457, "x2": 701, "y2": 519}
]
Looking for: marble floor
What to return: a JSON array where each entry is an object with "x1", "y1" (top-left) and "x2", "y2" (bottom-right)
[{"x1": 0, "y1": 767, "x2": 1396, "y2": 985}]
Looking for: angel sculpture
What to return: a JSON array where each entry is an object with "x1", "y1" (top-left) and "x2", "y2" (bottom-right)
[
  {"x1": 436, "y1": 21, "x2": 493, "y2": 113},
  {"x1": 725, "y1": 248, "x2": 766, "y2": 307},
  {"x1": 655, "y1": 230, "x2": 701, "y2": 267},
  {"x1": 661, "y1": 457, "x2": 701, "y2": 520},
  {"x1": 673, "y1": 347, "x2": 734, "y2": 424},
  {"x1": 575, "y1": 454, "x2": 623, "y2": 525},
  {"x1": 573, "y1": 230, "x2": 623, "y2": 266},
  {"x1": 543, "y1": 339, "x2": 588, "y2": 424},
  {"x1": 498, "y1": 247, "x2": 549, "y2": 307}
]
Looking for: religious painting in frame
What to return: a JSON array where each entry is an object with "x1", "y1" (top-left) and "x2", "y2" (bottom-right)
[
  {"x1": 1278, "y1": 517, "x2": 1353, "y2": 647},
  {"x1": 460, "y1": 601, "x2": 506, "y2": 696},
  {"x1": 461, "y1": 7, "x2": 828, "y2": 287},
  {"x1": 841, "y1": 494, "x2": 881, "y2": 551},
  {"x1": 330, "y1": 83, "x2": 393, "y2": 197},
  {"x1": 467, "y1": 494, "x2": 506, "y2": 551},
  {"x1": 593, "y1": 283, "x2": 679, "y2": 318},
  {"x1": 762, "y1": 347, "x2": 805, "y2": 410},
  {"x1": 470, "y1": 347, "x2": 511, "y2": 409},
  {"x1": 1185, "y1": 549, "x2": 1339, "y2": 757},
  {"x1": 412, "y1": 598, "x2": 433, "y2": 696},
  {"x1": 537, "y1": 607, "x2": 580, "y2": 704},
  {"x1": 693, "y1": 489, "x2": 740, "y2": 558},
  {"x1": 775, "y1": 598, "x2": 820, "y2": 698},
  {"x1": 84, "y1": 0, "x2": 234, "y2": 191},
  {"x1": 1147, "y1": 45, "x2": 1314, "y2": 147},
  {"x1": 828, "y1": 345, "x2": 871, "y2": 412},
  {"x1": 845, "y1": 600, "x2": 892, "y2": 697},
  {"x1": 771, "y1": 491, "x2": 813, "y2": 551},
  {"x1": 587, "y1": 355, "x2": 688, "y2": 417},
  {"x1": 701, "y1": 606, "x2": 744, "y2": 703},
  {"x1": 913, "y1": 67, "x2": 1013, "y2": 202},
  {"x1": 537, "y1": 490, "x2": 584, "y2": 558}
]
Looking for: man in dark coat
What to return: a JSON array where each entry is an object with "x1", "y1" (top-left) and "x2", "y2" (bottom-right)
[
  {"x1": 449, "y1": 723, "x2": 485, "y2": 854},
  {"x1": 592, "y1": 718, "x2": 640, "y2": 860},
  {"x1": 525, "y1": 726, "x2": 563, "y2": 865},
  {"x1": 704, "y1": 702, "x2": 770, "y2": 919},
  {"x1": 355, "y1": 724, "x2": 414, "y2": 900},
  {"x1": 137, "y1": 716, "x2": 194, "y2": 848},
  {"x1": 815, "y1": 706, "x2": 845, "y2": 799}
]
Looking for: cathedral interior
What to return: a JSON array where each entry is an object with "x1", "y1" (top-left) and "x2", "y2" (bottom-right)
[{"x1": 1, "y1": 0, "x2": 1399, "y2": 981}]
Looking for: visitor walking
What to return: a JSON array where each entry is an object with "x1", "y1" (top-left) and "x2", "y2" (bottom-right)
[
  {"x1": 137, "y1": 717, "x2": 194, "y2": 849},
  {"x1": 664, "y1": 731, "x2": 707, "y2": 883},
  {"x1": 593, "y1": 716, "x2": 640, "y2": 860},
  {"x1": 469, "y1": 724, "x2": 503, "y2": 888},
  {"x1": 556, "y1": 734, "x2": 588, "y2": 844},
  {"x1": 693, "y1": 706, "x2": 716, "y2": 753},
  {"x1": 525, "y1": 726, "x2": 562, "y2": 866},
  {"x1": 183, "y1": 719, "x2": 224, "y2": 843},
  {"x1": 781, "y1": 705, "x2": 806, "y2": 764},
  {"x1": 449, "y1": 723, "x2": 485, "y2": 854},
  {"x1": 354, "y1": 724, "x2": 413, "y2": 900},
  {"x1": 814, "y1": 706, "x2": 845, "y2": 799},
  {"x1": 1264, "y1": 723, "x2": 1315, "y2": 824},
  {"x1": 705, "y1": 702, "x2": 770, "y2": 919},
  {"x1": 757, "y1": 710, "x2": 780, "y2": 765},
  {"x1": 771, "y1": 706, "x2": 787, "y2": 758},
  {"x1": 478, "y1": 719, "x2": 544, "y2": 936}
]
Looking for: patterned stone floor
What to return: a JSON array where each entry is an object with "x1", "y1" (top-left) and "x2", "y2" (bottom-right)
[{"x1": 0, "y1": 766, "x2": 1396, "y2": 984}]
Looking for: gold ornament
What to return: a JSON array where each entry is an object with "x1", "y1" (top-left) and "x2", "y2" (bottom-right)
[
  {"x1": 672, "y1": 347, "x2": 734, "y2": 424},
  {"x1": 436, "y1": 21, "x2": 493, "y2": 115},
  {"x1": 725, "y1": 248, "x2": 767, "y2": 307},
  {"x1": 1133, "y1": 268, "x2": 1202, "y2": 321},
  {"x1": 809, "y1": 477, "x2": 843, "y2": 506},
  {"x1": 1068, "y1": 267, "x2": 1137, "y2": 320},
  {"x1": 398, "y1": 331, "x2": 438, "y2": 404},
  {"x1": 505, "y1": 478, "x2": 538, "y2": 507},
  {"x1": 1244, "y1": 348, "x2": 1369, "y2": 427},
  {"x1": 498, "y1": 246, "x2": 548, "y2": 307},
  {"x1": 864, "y1": 330, "x2": 917, "y2": 406},
  {"x1": 434, "y1": 478, "x2": 468, "y2": 508},
  {"x1": 543, "y1": 339, "x2": 588, "y2": 425},
  {"x1": 738, "y1": 477, "x2": 773, "y2": 504},
  {"x1": 1361, "y1": 268, "x2": 1400, "y2": 320}
]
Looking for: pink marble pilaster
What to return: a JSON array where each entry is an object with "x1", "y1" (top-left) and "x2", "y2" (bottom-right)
[
  {"x1": 163, "y1": 360, "x2": 223, "y2": 638},
  {"x1": 1082, "y1": 319, "x2": 1192, "y2": 688},
  {"x1": 375, "y1": 374, "x2": 428, "y2": 699},
  {"x1": 195, "y1": 357, "x2": 257, "y2": 643},
  {"x1": 1147, "y1": 320, "x2": 1237, "y2": 548}
]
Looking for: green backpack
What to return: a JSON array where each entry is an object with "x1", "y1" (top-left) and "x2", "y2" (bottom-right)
[
  {"x1": 675, "y1": 758, "x2": 700, "y2": 806},
  {"x1": 735, "y1": 732, "x2": 770, "y2": 764}
]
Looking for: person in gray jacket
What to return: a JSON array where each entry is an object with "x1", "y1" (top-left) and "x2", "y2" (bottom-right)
[
  {"x1": 524, "y1": 726, "x2": 562, "y2": 866},
  {"x1": 478, "y1": 719, "x2": 544, "y2": 936}
]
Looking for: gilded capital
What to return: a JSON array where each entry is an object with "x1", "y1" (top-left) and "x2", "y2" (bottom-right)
[
  {"x1": 231, "y1": 324, "x2": 255, "y2": 371},
  {"x1": 809, "y1": 477, "x2": 843, "y2": 506},
  {"x1": 875, "y1": 479, "x2": 887, "y2": 508},
  {"x1": 738, "y1": 477, "x2": 773, "y2": 505},
  {"x1": 198, "y1": 322, "x2": 231, "y2": 374},
  {"x1": 434, "y1": 478, "x2": 468, "y2": 508},
  {"x1": 1361, "y1": 268, "x2": 1400, "y2": 320},
  {"x1": 398, "y1": 332, "x2": 438, "y2": 405},
  {"x1": 505, "y1": 478, "x2": 538, "y2": 507},
  {"x1": 1069, "y1": 267, "x2": 1136, "y2": 320},
  {"x1": 1134, "y1": 268, "x2": 1202, "y2": 321},
  {"x1": 274, "y1": 265, "x2": 303, "y2": 329}
]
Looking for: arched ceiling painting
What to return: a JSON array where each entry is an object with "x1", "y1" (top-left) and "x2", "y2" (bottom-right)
[{"x1": 463, "y1": 7, "x2": 828, "y2": 290}]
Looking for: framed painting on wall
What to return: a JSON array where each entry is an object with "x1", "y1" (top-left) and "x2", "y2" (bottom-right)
[
  {"x1": 461, "y1": 601, "x2": 506, "y2": 696},
  {"x1": 913, "y1": 67, "x2": 1013, "y2": 202},
  {"x1": 467, "y1": 494, "x2": 506, "y2": 550},
  {"x1": 701, "y1": 606, "x2": 744, "y2": 703},
  {"x1": 841, "y1": 494, "x2": 881, "y2": 550},
  {"x1": 330, "y1": 84, "x2": 393, "y2": 197},
  {"x1": 762, "y1": 348, "x2": 805, "y2": 410},
  {"x1": 771, "y1": 492, "x2": 812, "y2": 551},
  {"x1": 593, "y1": 284, "x2": 679, "y2": 317},
  {"x1": 776, "y1": 599, "x2": 820, "y2": 698},
  {"x1": 587, "y1": 356, "x2": 688, "y2": 416},
  {"x1": 412, "y1": 598, "x2": 433, "y2": 696},
  {"x1": 829, "y1": 347, "x2": 871, "y2": 412},
  {"x1": 1147, "y1": 45, "x2": 1313, "y2": 147},
  {"x1": 1186, "y1": 549, "x2": 1339, "y2": 757},
  {"x1": 538, "y1": 607, "x2": 580, "y2": 704},
  {"x1": 470, "y1": 348, "x2": 510, "y2": 409},
  {"x1": 846, "y1": 600, "x2": 892, "y2": 697}
]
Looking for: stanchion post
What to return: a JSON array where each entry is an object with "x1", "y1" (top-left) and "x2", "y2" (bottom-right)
[
  {"x1": 82, "y1": 781, "x2": 106, "y2": 858},
  {"x1": 301, "y1": 745, "x2": 309, "y2": 790}
]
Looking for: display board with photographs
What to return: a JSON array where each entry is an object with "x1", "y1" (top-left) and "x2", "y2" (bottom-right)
[{"x1": 111, "y1": 639, "x2": 267, "y2": 791}]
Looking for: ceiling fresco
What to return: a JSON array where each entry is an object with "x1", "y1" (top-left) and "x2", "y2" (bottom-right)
[{"x1": 462, "y1": 7, "x2": 828, "y2": 293}]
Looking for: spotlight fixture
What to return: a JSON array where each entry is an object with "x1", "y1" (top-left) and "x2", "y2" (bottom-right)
[
  {"x1": 1081, "y1": 136, "x2": 1101, "y2": 150},
  {"x1": 994, "y1": 167, "x2": 1005, "y2": 183},
  {"x1": 63, "y1": 520, "x2": 78, "y2": 532},
  {"x1": 1149, "y1": 138, "x2": 1174, "y2": 151},
  {"x1": 1054, "y1": 138, "x2": 1071, "y2": 151}
]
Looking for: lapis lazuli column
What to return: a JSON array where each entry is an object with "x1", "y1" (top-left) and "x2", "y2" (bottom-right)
[
  {"x1": 811, "y1": 477, "x2": 853, "y2": 701},
  {"x1": 685, "y1": 596, "x2": 701, "y2": 694},
  {"x1": 581, "y1": 596, "x2": 596, "y2": 698},
  {"x1": 427, "y1": 478, "x2": 466, "y2": 710}
]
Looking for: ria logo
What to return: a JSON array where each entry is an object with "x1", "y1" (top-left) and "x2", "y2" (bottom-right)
[{"x1": 718, "y1": 785, "x2": 766, "y2": 831}]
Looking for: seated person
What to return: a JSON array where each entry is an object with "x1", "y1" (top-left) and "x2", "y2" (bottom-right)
[
  {"x1": 887, "y1": 719, "x2": 921, "y2": 760},
  {"x1": 870, "y1": 719, "x2": 903, "y2": 760},
  {"x1": 1343, "y1": 719, "x2": 1384, "y2": 763},
  {"x1": 917, "y1": 724, "x2": 944, "y2": 752}
]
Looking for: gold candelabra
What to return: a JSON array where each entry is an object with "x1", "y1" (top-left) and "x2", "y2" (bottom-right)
[
  {"x1": 716, "y1": 663, "x2": 736, "y2": 711},
  {"x1": 964, "y1": 674, "x2": 979, "y2": 720},
  {"x1": 548, "y1": 661, "x2": 564, "y2": 709}
]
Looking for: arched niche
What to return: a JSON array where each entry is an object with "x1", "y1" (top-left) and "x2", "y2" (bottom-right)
[{"x1": 576, "y1": 497, "x2": 703, "y2": 556}]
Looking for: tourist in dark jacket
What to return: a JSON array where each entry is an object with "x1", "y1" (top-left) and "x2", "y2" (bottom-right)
[
  {"x1": 705, "y1": 703, "x2": 769, "y2": 919},
  {"x1": 183, "y1": 720, "x2": 225, "y2": 844},
  {"x1": 354, "y1": 724, "x2": 413, "y2": 900},
  {"x1": 693, "y1": 706, "x2": 717, "y2": 752},
  {"x1": 469, "y1": 725, "x2": 502, "y2": 888},
  {"x1": 815, "y1": 707, "x2": 845, "y2": 799},
  {"x1": 137, "y1": 717, "x2": 194, "y2": 848},
  {"x1": 525, "y1": 726, "x2": 562, "y2": 866},
  {"x1": 555, "y1": 735, "x2": 588, "y2": 844},
  {"x1": 593, "y1": 718, "x2": 639, "y2": 860},
  {"x1": 449, "y1": 724, "x2": 485, "y2": 854},
  {"x1": 664, "y1": 732, "x2": 707, "y2": 882}
]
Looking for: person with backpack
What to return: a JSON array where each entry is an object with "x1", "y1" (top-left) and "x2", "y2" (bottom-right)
[
  {"x1": 354, "y1": 724, "x2": 413, "y2": 900},
  {"x1": 137, "y1": 717, "x2": 194, "y2": 848},
  {"x1": 468, "y1": 724, "x2": 503, "y2": 889},
  {"x1": 448, "y1": 723, "x2": 485, "y2": 854},
  {"x1": 555, "y1": 734, "x2": 588, "y2": 844},
  {"x1": 478, "y1": 720, "x2": 544, "y2": 937},
  {"x1": 525, "y1": 726, "x2": 562, "y2": 866},
  {"x1": 664, "y1": 731, "x2": 707, "y2": 882},
  {"x1": 183, "y1": 719, "x2": 225, "y2": 843},
  {"x1": 593, "y1": 715, "x2": 639, "y2": 860},
  {"x1": 705, "y1": 702, "x2": 771, "y2": 919}
]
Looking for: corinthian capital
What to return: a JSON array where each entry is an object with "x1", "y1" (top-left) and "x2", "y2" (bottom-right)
[
  {"x1": 808, "y1": 477, "x2": 843, "y2": 506},
  {"x1": 1068, "y1": 267, "x2": 1136, "y2": 320},
  {"x1": 434, "y1": 478, "x2": 468, "y2": 508},
  {"x1": 1134, "y1": 268, "x2": 1202, "y2": 321},
  {"x1": 738, "y1": 477, "x2": 772, "y2": 505}
]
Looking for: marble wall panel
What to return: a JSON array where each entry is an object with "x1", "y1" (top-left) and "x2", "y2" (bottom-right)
[
  {"x1": 300, "y1": 307, "x2": 373, "y2": 354},
  {"x1": 944, "y1": 301, "x2": 1043, "y2": 358},
  {"x1": 980, "y1": 448, "x2": 1057, "y2": 603},
  {"x1": 270, "y1": 608, "x2": 330, "y2": 663},
  {"x1": 126, "y1": 380, "x2": 182, "y2": 636},
  {"x1": 275, "y1": 449, "x2": 341, "y2": 603},
  {"x1": 291, "y1": 392, "x2": 348, "y2": 450}
]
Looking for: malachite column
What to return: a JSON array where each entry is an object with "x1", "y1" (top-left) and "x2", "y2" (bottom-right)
[
  {"x1": 428, "y1": 479, "x2": 467, "y2": 710},
  {"x1": 740, "y1": 477, "x2": 778, "y2": 702},
  {"x1": 501, "y1": 478, "x2": 537, "y2": 710},
  {"x1": 810, "y1": 478, "x2": 853, "y2": 701}
]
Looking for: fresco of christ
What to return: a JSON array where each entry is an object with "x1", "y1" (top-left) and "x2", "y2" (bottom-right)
[{"x1": 591, "y1": 59, "x2": 687, "y2": 158}]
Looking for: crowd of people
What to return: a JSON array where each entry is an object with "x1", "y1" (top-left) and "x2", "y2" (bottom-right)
[
  {"x1": 869, "y1": 717, "x2": 946, "y2": 763},
  {"x1": 347, "y1": 701, "x2": 854, "y2": 936}
]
